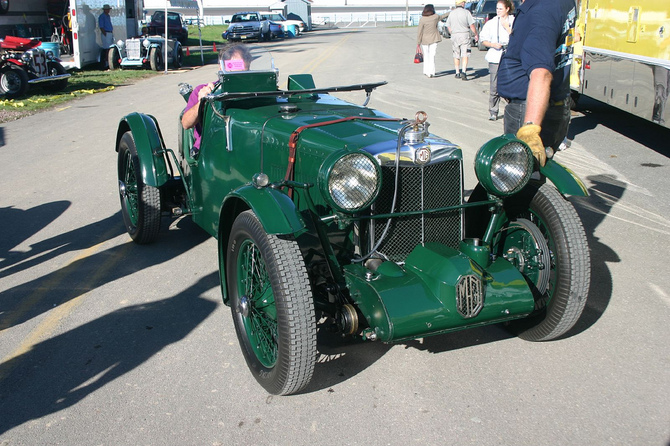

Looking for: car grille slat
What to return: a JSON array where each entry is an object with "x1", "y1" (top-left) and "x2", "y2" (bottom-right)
[
  {"x1": 370, "y1": 160, "x2": 462, "y2": 262},
  {"x1": 126, "y1": 39, "x2": 141, "y2": 60}
]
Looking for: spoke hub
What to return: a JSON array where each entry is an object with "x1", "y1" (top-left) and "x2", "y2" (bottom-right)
[{"x1": 237, "y1": 295, "x2": 250, "y2": 318}]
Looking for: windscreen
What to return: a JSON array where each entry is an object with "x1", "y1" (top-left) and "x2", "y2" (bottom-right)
[{"x1": 219, "y1": 45, "x2": 275, "y2": 73}]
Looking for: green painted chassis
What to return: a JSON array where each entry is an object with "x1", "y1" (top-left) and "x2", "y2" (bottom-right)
[{"x1": 115, "y1": 70, "x2": 588, "y2": 343}]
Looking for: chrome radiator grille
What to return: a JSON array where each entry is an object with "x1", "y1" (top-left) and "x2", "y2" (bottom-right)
[
  {"x1": 126, "y1": 39, "x2": 141, "y2": 60},
  {"x1": 370, "y1": 159, "x2": 463, "y2": 262}
]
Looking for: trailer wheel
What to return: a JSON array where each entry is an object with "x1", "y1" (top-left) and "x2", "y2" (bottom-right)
[
  {"x1": 225, "y1": 210, "x2": 316, "y2": 395},
  {"x1": 0, "y1": 65, "x2": 28, "y2": 98}
]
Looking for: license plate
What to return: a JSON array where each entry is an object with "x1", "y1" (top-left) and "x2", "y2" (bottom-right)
[{"x1": 241, "y1": 35, "x2": 247, "y2": 39}]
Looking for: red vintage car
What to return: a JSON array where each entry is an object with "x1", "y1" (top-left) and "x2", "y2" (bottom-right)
[{"x1": 0, "y1": 35, "x2": 70, "y2": 99}]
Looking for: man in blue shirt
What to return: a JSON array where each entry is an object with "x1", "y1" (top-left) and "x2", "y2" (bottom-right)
[
  {"x1": 497, "y1": 0, "x2": 577, "y2": 166},
  {"x1": 98, "y1": 4, "x2": 114, "y2": 49}
]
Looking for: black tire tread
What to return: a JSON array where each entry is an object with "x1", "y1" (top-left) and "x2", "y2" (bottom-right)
[
  {"x1": 118, "y1": 132, "x2": 161, "y2": 244},
  {"x1": 515, "y1": 182, "x2": 590, "y2": 341},
  {"x1": 227, "y1": 211, "x2": 316, "y2": 395}
]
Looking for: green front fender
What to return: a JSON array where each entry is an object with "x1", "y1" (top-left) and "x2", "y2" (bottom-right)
[
  {"x1": 540, "y1": 158, "x2": 588, "y2": 197},
  {"x1": 225, "y1": 185, "x2": 307, "y2": 236},
  {"x1": 219, "y1": 185, "x2": 307, "y2": 306},
  {"x1": 116, "y1": 112, "x2": 169, "y2": 188}
]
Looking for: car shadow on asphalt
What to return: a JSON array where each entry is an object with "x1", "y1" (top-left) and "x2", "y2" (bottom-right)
[
  {"x1": 0, "y1": 211, "x2": 210, "y2": 332},
  {"x1": 0, "y1": 271, "x2": 219, "y2": 435},
  {"x1": 304, "y1": 320, "x2": 514, "y2": 393},
  {"x1": 561, "y1": 174, "x2": 625, "y2": 338}
]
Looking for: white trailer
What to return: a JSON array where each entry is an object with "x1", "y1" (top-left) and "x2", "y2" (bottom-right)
[{"x1": 63, "y1": 0, "x2": 131, "y2": 69}]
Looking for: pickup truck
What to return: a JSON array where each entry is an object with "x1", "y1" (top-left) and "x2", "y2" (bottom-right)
[{"x1": 224, "y1": 12, "x2": 270, "y2": 42}]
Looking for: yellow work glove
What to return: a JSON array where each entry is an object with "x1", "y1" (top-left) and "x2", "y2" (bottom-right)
[{"x1": 516, "y1": 124, "x2": 546, "y2": 167}]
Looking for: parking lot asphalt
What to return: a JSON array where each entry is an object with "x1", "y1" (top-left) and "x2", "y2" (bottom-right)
[{"x1": 1, "y1": 25, "x2": 669, "y2": 445}]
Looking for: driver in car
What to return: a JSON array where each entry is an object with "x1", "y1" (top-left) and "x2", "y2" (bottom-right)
[{"x1": 181, "y1": 44, "x2": 252, "y2": 154}]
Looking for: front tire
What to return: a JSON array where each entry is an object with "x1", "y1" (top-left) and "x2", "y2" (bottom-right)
[
  {"x1": 225, "y1": 210, "x2": 316, "y2": 395},
  {"x1": 108, "y1": 46, "x2": 121, "y2": 70},
  {"x1": 0, "y1": 65, "x2": 29, "y2": 98},
  {"x1": 43, "y1": 62, "x2": 68, "y2": 92},
  {"x1": 149, "y1": 47, "x2": 164, "y2": 71},
  {"x1": 117, "y1": 131, "x2": 161, "y2": 244},
  {"x1": 495, "y1": 182, "x2": 590, "y2": 341}
]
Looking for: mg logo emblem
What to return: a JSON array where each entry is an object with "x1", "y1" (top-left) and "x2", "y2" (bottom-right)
[{"x1": 415, "y1": 147, "x2": 431, "y2": 165}]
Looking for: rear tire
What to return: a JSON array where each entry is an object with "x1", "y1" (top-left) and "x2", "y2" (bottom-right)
[
  {"x1": 225, "y1": 210, "x2": 316, "y2": 395},
  {"x1": 496, "y1": 182, "x2": 590, "y2": 341},
  {"x1": 117, "y1": 131, "x2": 161, "y2": 244},
  {"x1": 172, "y1": 45, "x2": 183, "y2": 69}
]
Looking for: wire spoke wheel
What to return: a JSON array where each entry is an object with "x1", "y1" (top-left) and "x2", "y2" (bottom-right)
[
  {"x1": 117, "y1": 131, "x2": 161, "y2": 244},
  {"x1": 496, "y1": 182, "x2": 591, "y2": 341},
  {"x1": 225, "y1": 210, "x2": 316, "y2": 395}
]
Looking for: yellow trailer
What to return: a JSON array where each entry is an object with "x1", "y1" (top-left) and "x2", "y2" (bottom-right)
[{"x1": 570, "y1": 0, "x2": 670, "y2": 127}]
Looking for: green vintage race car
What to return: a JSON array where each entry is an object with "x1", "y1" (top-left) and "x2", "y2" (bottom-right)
[{"x1": 115, "y1": 48, "x2": 590, "y2": 395}]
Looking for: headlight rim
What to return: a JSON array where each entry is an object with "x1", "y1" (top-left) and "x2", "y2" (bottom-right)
[
  {"x1": 474, "y1": 135, "x2": 534, "y2": 197},
  {"x1": 318, "y1": 150, "x2": 382, "y2": 214}
]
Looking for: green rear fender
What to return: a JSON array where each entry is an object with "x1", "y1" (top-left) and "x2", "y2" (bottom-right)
[
  {"x1": 540, "y1": 158, "x2": 588, "y2": 197},
  {"x1": 219, "y1": 185, "x2": 307, "y2": 305},
  {"x1": 116, "y1": 112, "x2": 169, "y2": 188}
]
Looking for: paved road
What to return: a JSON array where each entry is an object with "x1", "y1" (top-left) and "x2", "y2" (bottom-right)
[{"x1": 1, "y1": 26, "x2": 669, "y2": 445}]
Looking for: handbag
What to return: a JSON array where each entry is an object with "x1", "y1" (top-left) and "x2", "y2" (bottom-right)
[{"x1": 414, "y1": 45, "x2": 423, "y2": 64}]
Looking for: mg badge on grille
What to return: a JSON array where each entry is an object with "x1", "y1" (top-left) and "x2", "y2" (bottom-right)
[
  {"x1": 456, "y1": 275, "x2": 484, "y2": 318},
  {"x1": 415, "y1": 147, "x2": 431, "y2": 165}
]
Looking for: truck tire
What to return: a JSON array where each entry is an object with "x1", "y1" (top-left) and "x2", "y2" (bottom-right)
[{"x1": 225, "y1": 210, "x2": 316, "y2": 395}]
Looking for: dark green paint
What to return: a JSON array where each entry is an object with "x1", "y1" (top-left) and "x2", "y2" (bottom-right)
[
  {"x1": 227, "y1": 185, "x2": 306, "y2": 236},
  {"x1": 117, "y1": 112, "x2": 168, "y2": 188},
  {"x1": 344, "y1": 243, "x2": 534, "y2": 342},
  {"x1": 540, "y1": 159, "x2": 589, "y2": 196}
]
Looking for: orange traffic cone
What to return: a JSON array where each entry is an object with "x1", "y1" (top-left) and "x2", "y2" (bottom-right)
[
  {"x1": 212, "y1": 42, "x2": 216, "y2": 52},
  {"x1": 186, "y1": 46, "x2": 190, "y2": 56}
]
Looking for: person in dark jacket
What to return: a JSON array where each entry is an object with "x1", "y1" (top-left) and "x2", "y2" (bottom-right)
[{"x1": 497, "y1": 0, "x2": 577, "y2": 166}]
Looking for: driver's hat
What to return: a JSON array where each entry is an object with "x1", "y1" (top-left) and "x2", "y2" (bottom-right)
[{"x1": 102, "y1": 4, "x2": 112, "y2": 10}]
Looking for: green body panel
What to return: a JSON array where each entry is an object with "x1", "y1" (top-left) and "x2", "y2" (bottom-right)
[
  {"x1": 220, "y1": 71, "x2": 278, "y2": 93},
  {"x1": 344, "y1": 243, "x2": 535, "y2": 342},
  {"x1": 288, "y1": 74, "x2": 316, "y2": 90},
  {"x1": 226, "y1": 185, "x2": 306, "y2": 235},
  {"x1": 191, "y1": 86, "x2": 403, "y2": 236},
  {"x1": 540, "y1": 158, "x2": 589, "y2": 197},
  {"x1": 117, "y1": 112, "x2": 169, "y2": 187}
]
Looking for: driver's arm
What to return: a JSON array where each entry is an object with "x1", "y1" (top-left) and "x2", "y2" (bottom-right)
[{"x1": 181, "y1": 82, "x2": 215, "y2": 129}]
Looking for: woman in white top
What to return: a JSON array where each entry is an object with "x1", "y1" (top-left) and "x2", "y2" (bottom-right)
[{"x1": 480, "y1": 0, "x2": 514, "y2": 120}]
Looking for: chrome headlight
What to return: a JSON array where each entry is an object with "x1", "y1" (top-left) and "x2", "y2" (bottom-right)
[
  {"x1": 143, "y1": 39, "x2": 150, "y2": 48},
  {"x1": 474, "y1": 135, "x2": 534, "y2": 197},
  {"x1": 117, "y1": 39, "x2": 125, "y2": 49},
  {"x1": 319, "y1": 152, "x2": 381, "y2": 213},
  {"x1": 21, "y1": 52, "x2": 31, "y2": 64}
]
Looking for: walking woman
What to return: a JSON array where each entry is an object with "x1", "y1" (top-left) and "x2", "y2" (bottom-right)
[
  {"x1": 480, "y1": 0, "x2": 514, "y2": 120},
  {"x1": 416, "y1": 4, "x2": 449, "y2": 78}
]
